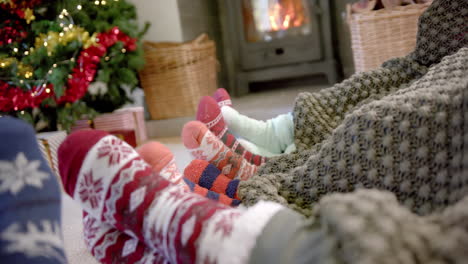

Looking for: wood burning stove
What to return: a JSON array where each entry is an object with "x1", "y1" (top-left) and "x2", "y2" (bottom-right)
[{"x1": 219, "y1": 0, "x2": 338, "y2": 95}]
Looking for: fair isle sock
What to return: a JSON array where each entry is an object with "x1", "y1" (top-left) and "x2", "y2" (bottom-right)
[
  {"x1": 81, "y1": 212, "x2": 165, "y2": 264},
  {"x1": 137, "y1": 141, "x2": 238, "y2": 205},
  {"x1": 221, "y1": 106, "x2": 295, "y2": 154},
  {"x1": 58, "y1": 130, "x2": 283, "y2": 264},
  {"x1": 137, "y1": 141, "x2": 187, "y2": 188},
  {"x1": 184, "y1": 160, "x2": 240, "y2": 200},
  {"x1": 197, "y1": 96, "x2": 267, "y2": 166},
  {"x1": 182, "y1": 121, "x2": 258, "y2": 181},
  {"x1": 213, "y1": 88, "x2": 232, "y2": 107},
  {"x1": 0, "y1": 117, "x2": 66, "y2": 264},
  {"x1": 183, "y1": 178, "x2": 241, "y2": 207}
]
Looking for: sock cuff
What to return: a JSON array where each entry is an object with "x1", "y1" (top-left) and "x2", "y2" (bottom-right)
[{"x1": 58, "y1": 130, "x2": 109, "y2": 196}]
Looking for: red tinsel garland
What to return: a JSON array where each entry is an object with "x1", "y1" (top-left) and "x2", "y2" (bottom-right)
[{"x1": 0, "y1": 27, "x2": 137, "y2": 112}]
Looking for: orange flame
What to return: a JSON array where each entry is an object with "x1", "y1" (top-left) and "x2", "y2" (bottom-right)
[{"x1": 268, "y1": 0, "x2": 306, "y2": 32}]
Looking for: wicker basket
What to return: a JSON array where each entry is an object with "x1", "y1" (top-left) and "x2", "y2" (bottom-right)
[
  {"x1": 139, "y1": 34, "x2": 218, "y2": 120},
  {"x1": 347, "y1": 3, "x2": 430, "y2": 73}
]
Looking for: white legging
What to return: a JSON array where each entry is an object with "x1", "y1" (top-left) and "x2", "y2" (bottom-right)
[{"x1": 221, "y1": 106, "x2": 296, "y2": 157}]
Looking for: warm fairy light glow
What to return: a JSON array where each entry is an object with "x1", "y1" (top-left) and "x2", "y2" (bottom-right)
[{"x1": 45, "y1": 88, "x2": 51, "y2": 93}]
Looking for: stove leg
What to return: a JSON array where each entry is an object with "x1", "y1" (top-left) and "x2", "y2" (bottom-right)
[
  {"x1": 325, "y1": 61, "x2": 339, "y2": 85},
  {"x1": 235, "y1": 73, "x2": 249, "y2": 97}
]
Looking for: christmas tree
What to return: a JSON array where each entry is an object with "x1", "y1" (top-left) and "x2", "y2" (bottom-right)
[{"x1": 0, "y1": 0, "x2": 148, "y2": 131}]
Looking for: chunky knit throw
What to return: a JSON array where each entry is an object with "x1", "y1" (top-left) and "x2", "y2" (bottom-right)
[{"x1": 239, "y1": 0, "x2": 468, "y2": 218}]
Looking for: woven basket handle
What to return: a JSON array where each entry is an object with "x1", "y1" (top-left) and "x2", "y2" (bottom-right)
[{"x1": 193, "y1": 33, "x2": 209, "y2": 45}]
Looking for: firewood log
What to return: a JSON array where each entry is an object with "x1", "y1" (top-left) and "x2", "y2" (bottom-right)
[{"x1": 351, "y1": 0, "x2": 378, "y2": 13}]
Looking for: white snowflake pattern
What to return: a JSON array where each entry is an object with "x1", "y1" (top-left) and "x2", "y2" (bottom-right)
[
  {"x1": 1, "y1": 220, "x2": 65, "y2": 263},
  {"x1": 0, "y1": 152, "x2": 49, "y2": 195}
]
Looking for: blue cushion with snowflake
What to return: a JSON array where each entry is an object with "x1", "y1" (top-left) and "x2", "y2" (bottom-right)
[{"x1": 0, "y1": 117, "x2": 66, "y2": 263}]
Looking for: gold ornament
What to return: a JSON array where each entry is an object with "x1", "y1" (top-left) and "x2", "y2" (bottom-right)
[{"x1": 24, "y1": 8, "x2": 36, "y2": 24}]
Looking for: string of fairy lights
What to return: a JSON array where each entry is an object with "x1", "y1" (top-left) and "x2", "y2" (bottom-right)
[{"x1": 0, "y1": 0, "x2": 128, "y2": 112}]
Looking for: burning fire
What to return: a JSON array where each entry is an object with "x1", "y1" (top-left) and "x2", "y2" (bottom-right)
[{"x1": 268, "y1": 0, "x2": 306, "y2": 31}]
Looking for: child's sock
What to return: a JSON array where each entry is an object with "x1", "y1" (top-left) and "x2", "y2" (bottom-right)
[
  {"x1": 82, "y1": 212, "x2": 165, "y2": 264},
  {"x1": 184, "y1": 160, "x2": 240, "y2": 200},
  {"x1": 183, "y1": 178, "x2": 241, "y2": 207},
  {"x1": 58, "y1": 130, "x2": 284, "y2": 264},
  {"x1": 182, "y1": 121, "x2": 257, "y2": 181},
  {"x1": 221, "y1": 106, "x2": 295, "y2": 154},
  {"x1": 0, "y1": 117, "x2": 66, "y2": 264},
  {"x1": 197, "y1": 96, "x2": 267, "y2": 166},
  {"x1": 137, "y1": 141, "x2": 186, "y2": 188},
  {"x1": 213, "y1": 88, "x2": 232, "y2": 107},
  {"x1": 137, "y1": 142, "x2": 238, "y2": 205}
]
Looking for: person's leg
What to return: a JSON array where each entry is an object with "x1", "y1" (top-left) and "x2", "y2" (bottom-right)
[
  {"x1": 184, "y1": 160, "x2": 240, "y2": 200},
  {"x1": 197, "y1": 96, "x2": 268, "y2": 166},
  {"x1": 182, "y1": 121, "x2": 258, "y2": 181},
  {"x1": 137, "y1": 141, "x2": 239, "y2": 206},
  {"x1": 0, "y1": 117, "x2": 66, "y2": 264},
  {"x1": 221, "y1": 107, "x2": 295, "y2": 154},
  {"x1": 58, "y1": 130, "x2": 284, "y2": 264},
  {"x1": 81, "y1": 212, "x2": 166, "y2": 263}
]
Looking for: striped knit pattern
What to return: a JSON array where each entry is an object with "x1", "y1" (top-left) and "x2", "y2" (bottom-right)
[
  {"x1": 197, "y1": 96, "x2": 267, "y2": 166},
  {"x1": 182, "y1": 121, "x2": 258, "y2": 181},
  {"x1": 183, "y1": 178, "x2": 241, "y2": 207},
  {"x1": 184, "y1": 160, "x2": 240, "y2": 200}
]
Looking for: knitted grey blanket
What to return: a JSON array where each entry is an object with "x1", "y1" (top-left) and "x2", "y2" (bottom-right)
[{"x1": 239, "y1": 0, "x2": 468, "y2": 218}]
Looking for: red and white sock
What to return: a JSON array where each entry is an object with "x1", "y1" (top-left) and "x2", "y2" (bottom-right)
[
  {"x1": 58, "y1": 130, "x2": 283, "y2": 264},
  {"x1": 197, "y1": 96, "x2": 267, "y2": 166},
  {"x1": 82, "y1": 212, "x2": 166, "y2": 264},
  {"x1": 213, "y1": 88, "x2": 232, "y2": 108},
  {"x1": 182, "y1": 121, "x2": 258, "y2": 181},
  {"x1": 137, "y1": 141, "x2": 187, "y2": 188}
]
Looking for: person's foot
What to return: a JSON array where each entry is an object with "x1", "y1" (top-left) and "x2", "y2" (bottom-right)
[
  {"x1": 182, "y1": 121, "x2": 257, "y2": 181},
  {"x1": 197, "y1": 96, "x2": 267, "y2": 166},
  {"x1": 137, "y1": 141, "x2": 186, "y2": 188},
  {"x1": 213, "y1": 88, "x2": 232, "y2": 107},
  {"x1": 183, "y1": 177, "x2": 241, "y2": 206},
  {"x1": 58, "y1": 130, "x2": 277, "y2": 263},
  {"x1": 137, "y1": 141, "x2": 238, "y2": 205},
  {"x1": 184, "y1": 159, "x2": 240, "y2": 200}
]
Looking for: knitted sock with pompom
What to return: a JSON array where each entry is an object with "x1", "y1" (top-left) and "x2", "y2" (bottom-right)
[
  {"x1": 58, "y1": 130, "x2": 283, "y2": 264},
  {"x1": 182, "y1": 121, "x2": 257, "y2": 181},
  {"x1": 197, "y1": 96, "x2": 267, "y2": 166}
]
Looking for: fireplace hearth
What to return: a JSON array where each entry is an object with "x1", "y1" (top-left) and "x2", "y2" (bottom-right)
[{"x1": 219, "y1": 0, "x2": 338, "y2": 96}]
